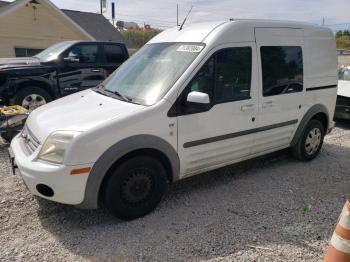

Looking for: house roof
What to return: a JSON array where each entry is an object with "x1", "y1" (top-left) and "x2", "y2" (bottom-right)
[
  {"x1": 0, "y1": 0, "x2": 23, "y2": 14},
  {"x1": 0, "y1": 0, "x2": 128, "y2": 46},
  {"x1": 62, "y1": 9, "x2": 128, "y2": 45}
]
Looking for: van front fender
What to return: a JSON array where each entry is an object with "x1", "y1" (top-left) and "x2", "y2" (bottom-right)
[{"x1": 76, "y1": 135, "x2": 180, "y2": 209}]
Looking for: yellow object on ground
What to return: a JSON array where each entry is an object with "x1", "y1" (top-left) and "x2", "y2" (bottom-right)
[{"x1": 0, "y1": 105, "x2": 28, "y2": 116}]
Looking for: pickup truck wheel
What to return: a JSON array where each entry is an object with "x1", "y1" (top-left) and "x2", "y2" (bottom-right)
[
  {"x1": 104, "y1": 155, "x2": 167, "y2": 220},
  {"x1": 292, "y1": 119, "x2": 325, "y2": 161},
  {"x1": 14, "y1": 87, "x2": 52, "y2": 111}
]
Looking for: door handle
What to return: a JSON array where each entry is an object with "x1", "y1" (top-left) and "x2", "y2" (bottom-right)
[
  {"x1": 91, "y1": 69, "x2": 101, "y2": 73},
  {"x1": 241, "y1": 104, "x2": 255, "y2": 112},
  {"x1": 262, "y1": 101, "x2": 274, "y2": 108}
]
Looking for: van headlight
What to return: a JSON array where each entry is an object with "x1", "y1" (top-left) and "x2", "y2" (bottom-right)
[{"x1": 38, "y1": 131, "x2": 81, "y2": 164}]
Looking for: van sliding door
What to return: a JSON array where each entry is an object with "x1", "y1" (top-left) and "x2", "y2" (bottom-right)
[{"x1": 253, "y1": 28, "x2": 305, "y2": 154}]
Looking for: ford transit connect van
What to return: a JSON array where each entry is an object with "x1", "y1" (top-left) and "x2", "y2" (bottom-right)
[{"x1": 9, "y1": 20, "x2": 338, "y2": 220}]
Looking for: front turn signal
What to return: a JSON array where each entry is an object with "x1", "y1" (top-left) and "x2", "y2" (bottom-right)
[{"x1": 70, "y1": 167, "x2": 91, "y2": 175}]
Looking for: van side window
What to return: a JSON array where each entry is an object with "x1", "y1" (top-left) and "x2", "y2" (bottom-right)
[
  {"x1": 172, "y1": 47, "x2": 253, "y2": 116},
  {"x1": 188, "y1": 47, "x2": 252, "y2": 102},
  {"x1": 261, "y1": 46, "x2": 303, "y2": 97},
  {"x1": 214, "y1": 47, "x2": 252, "y2": 102},
  {"x1": 188, "y1": 57, "x2": 215, "y2": 98}
]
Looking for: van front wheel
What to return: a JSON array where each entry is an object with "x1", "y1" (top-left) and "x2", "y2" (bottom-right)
[
  {"x1": 292, "y1": 119, "x2": 325, "y2": 161},
  {"x1": 104, "y1": 155, "x2": 167, "y2": 220}
]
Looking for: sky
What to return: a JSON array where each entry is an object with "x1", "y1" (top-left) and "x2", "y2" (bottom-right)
[{"x1": 6, "y1": 0, "x2": 350, "y2": 30}]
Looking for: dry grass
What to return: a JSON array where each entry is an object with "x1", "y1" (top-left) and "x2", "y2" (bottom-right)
[{"x1": 337, "y1": 36, "x2": 350, "y2": 50}]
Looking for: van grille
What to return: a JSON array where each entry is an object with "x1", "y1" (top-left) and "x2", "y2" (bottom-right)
[{"x1": 21, "y1": 125, "x2": 40, "y2": 155}]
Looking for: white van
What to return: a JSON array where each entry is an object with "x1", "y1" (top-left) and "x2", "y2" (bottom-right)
[{"x1": 9, "y1": 20, "x2": 338, "y2": 220}]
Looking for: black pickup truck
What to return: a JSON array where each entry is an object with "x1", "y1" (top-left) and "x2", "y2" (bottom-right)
[{"x1": 0, "y1": 41, "x2": 129, "y2": 110}]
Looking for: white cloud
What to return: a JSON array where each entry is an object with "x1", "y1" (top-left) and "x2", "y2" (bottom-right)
[{"x1": 29, "y1": 0, "x2": 350, "y2": 30}]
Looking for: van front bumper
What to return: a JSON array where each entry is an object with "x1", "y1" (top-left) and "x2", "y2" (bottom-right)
[{"x1": 10, "y1": 135, "x2": 93, "y2": 205}]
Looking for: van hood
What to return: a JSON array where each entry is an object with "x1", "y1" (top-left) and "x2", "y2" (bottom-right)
[
  {"x1": 26, "y1": 89, "x2": 146, "y2": 142},
  {"x1": 338, "y1": 80, "x2": 350, "y2": 97}
]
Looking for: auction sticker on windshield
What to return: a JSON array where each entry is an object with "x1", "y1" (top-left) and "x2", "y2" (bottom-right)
[{"x1": 177, "y1": 45, "x2": 204, "y2": 53}]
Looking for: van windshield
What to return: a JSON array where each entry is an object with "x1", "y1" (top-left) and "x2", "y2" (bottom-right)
[{"x1": 101, "y1": 42, "x2": 205, "y2": 105}]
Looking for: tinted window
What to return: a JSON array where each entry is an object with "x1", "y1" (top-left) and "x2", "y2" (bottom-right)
[
  {"x1": 261, "y1": 46, "x2": 303, "y2": 96},
  {"x1": 104, "y1": 44, "x2": 125, "y2": 63},
  {"x1": 188, "y1": 57, "x2": 215, "y2": 97},
  {"x1": 188, "y1": 47, "x2": 252, "y2": 102},
  {"x1": 214, "y1": 48, "x2": 252, "y2": 102},
  {"x1": 15, "y1": 47, "x2": 43, "y2": 57},
  {"x1": 67, "y1": 44, "x2": 98, "y2": 63}
]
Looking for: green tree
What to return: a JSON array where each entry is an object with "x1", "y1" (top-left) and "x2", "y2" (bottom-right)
[
  {"x1": 336, "y1": 30, "x2": 343, "y2": 37},
  {"x1": 122, "y1": 30, "x2": 162, "y2": 49}
]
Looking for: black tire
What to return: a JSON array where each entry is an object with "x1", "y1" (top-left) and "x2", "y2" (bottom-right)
[
  {"x1": 292, "y1": 119, "x2": 325, "y2": 161},
  {"x1": 104, "y1": 155, "x2": 168, "y2": 220},
  {"x1": 1, "y1": 131, "x2": 17, "y2": 143},
  {"x1": 14, "y1": 87, "x2": 52, "y2": 109}
]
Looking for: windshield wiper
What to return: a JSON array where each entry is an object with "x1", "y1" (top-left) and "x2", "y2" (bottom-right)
[
  {"x1": 94, "y1": 84, "x2": 132, "y2": 103},
  {"x1": 93, "y1": 84, "x2": 109, "y2": 96},
  {"x1": 111, "y1": 90, "x2": 132, "y2": 102}
]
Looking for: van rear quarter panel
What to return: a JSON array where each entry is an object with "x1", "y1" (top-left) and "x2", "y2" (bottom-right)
[{"x1": 303, "y1": 27, "x2": 338, "y2": 123}]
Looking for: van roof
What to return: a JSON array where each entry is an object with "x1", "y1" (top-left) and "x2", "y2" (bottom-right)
[{"x1": 149, "y1": 19, "x2": 333, "y2": 44}]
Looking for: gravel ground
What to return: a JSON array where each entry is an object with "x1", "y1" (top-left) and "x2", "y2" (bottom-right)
[{"x1": 1, "y1": 122, "x2": 350, "y2": 262}]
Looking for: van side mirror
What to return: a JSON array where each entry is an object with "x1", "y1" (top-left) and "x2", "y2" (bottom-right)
[
  {"x1": 187, "y1": 91, "x2": 210, "y2": 104},
  {"x1": 63, "y1": 57, "x2": 80, "y2": 63}
]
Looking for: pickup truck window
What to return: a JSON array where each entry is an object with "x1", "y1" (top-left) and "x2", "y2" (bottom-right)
[
  {"x1": 67, "y1": 44, "x2": 99, "y2": 64},
  {"x1": 104, "y1": 44, "x2": 125, "y2": 63},
  {"x1": 34, "y1": 41, "x2": 73, "y2": 61}
]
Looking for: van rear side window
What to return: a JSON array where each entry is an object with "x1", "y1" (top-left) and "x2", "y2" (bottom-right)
[{"x1": 261, "y1": 46, "x2": 303, "y2": 97}]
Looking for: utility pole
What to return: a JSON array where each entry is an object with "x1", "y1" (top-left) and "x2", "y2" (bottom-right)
[
  {"x1": 177, "y1": 4, "x2": 179, "y2": 26},
  {"x1": 322, "y1": 17, "x2": 325, "y2": 26},
  {"x1": 100, "y1": 0, "x2": 103, "y2": 14}
]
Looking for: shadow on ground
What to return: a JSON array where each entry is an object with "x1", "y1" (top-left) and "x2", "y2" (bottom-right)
[{"x1": 36, "y1": 140, "x2": 350, "y2": 261}]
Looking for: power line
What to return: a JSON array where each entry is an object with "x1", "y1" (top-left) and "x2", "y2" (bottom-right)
[{"x1": 326, "y1": 23, "x2": 350, "y2": 27}]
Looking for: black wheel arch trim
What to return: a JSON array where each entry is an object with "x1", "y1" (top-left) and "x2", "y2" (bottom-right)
[
  {"x1": 291, "y1": 104, "x2": 329, "y2": 147},
  {"x1": 13, "y1": 79, "x2": 57, "y2": 99},
  {"x1": 76, "y1": 135, "x2": 180, "y2": 209}
]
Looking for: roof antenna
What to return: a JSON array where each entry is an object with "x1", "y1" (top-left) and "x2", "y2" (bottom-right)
[{"x1": 179, "y1": 6, "x2": 193, "y2": 31}]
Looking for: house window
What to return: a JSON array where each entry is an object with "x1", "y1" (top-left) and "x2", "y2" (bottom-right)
[{"x1": 15, "y1": 47, "x2": 44, "y2": 57}]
